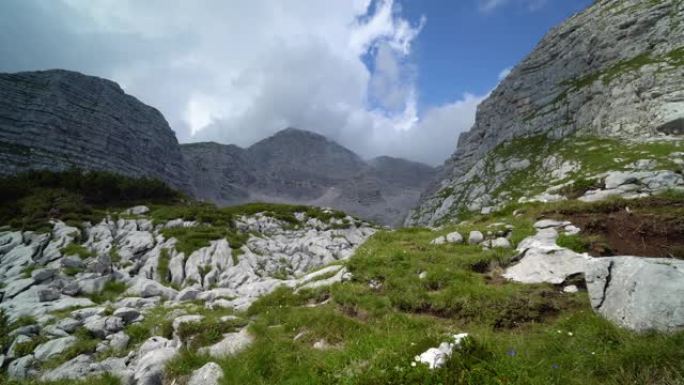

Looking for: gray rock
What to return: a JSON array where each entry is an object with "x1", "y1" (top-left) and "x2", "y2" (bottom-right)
[
  {"x1": 504, "y1": 228, "x2": 591, "y2": 284},
  {"x1": 126, "y1": 277, "x2": 178, "y2": 300},
  {"x1": 4, "y1": 278, "x2": 35, "y2": 299},
  {"x1": 124, "y1": 206, "x2": 150, "y2": 215},
  {"x1": 491, "y1": 237, "x2": 511, "y2": 249},
  {"x1": 8, "y1": 335, "x2": 31, "y2": 359},
  {"x1": 31, "y1": 268, "x2": 57, "y2": 283},
  {"x1": 445, "y1": 231, "x2": 463, "y2": 244},
  {"x1": 198, "y1": 328, "x2": 253, "y2": 357},
  {"x1": 84, "y1": 316, "x2": 124, "y2": 339},
  {"x1": 188, "y1": 362, "x2": 224, "y2": 385},
  {"x1": 34, "y1": 336, "x2": 77, "y2": 361},
  {"x1": 0, "y1": 70, "x2": 193, "y2": 193},
  {"x1": 467, "y1": 231, "x2": 483, "y2": 245},
  {"x1": 563, "y1": 285, "x2": 579, "y2": 294},
  {"x1": 113, "y1": 307, "x2": 141, "y2": 324},
  {"x1": 109, "y1": 332, "x2": 130, "y2": 351},
  {"x1": 40, "y1": 354, "x2": 95, "y2": 382},
  {"x1": 7, "y1": 354, "x2": 35, "y2": 379},
  {"x1": 430, "y1": 236, "x2": 446, "y2": 245},
  {"x1": 37, "y1": 288, "x2": 61, "y2": 302},
  {"x1": 133, "y1": 339, "x2": 178, "y2": 385},
  {"x1": 61, "y1": 256, "x2": 85, "y2": 269},
  {"x1": 176, "y1": 287, "x2": 202, "y2": 302},
  {"x1": 56, "y1": 318, "x2": 81, "y2": 333},
  {"x1": 586, "y1": 257, "x2": 684, "y2": 332}
]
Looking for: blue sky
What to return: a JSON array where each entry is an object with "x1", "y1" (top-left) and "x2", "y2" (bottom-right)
[
  {"x1": 401, "y1": 0, "x2": 592, "y2": 110},
  {"x1": 0, "y1": 0, "x2": 594, "y2": 164}
]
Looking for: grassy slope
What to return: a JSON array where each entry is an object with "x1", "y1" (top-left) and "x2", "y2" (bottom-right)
[
  {"x1": 2, "y1": 176, "x2": 684, "y2": 385},
  {"x1": 159, "y1": 194, "x2": 684, "y2": 385}
]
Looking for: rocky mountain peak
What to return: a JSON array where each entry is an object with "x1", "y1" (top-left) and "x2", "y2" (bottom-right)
[{"x1": 408, "y1": 0, "x2": 684, "y2": 226}]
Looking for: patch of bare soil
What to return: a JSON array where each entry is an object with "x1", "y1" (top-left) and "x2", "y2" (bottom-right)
[{"x1": 561, "y1": 199, "x2": 684, "y2": 258}]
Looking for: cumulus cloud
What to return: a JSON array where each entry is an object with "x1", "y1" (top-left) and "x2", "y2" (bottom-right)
[{"x1": 0, "y1": 0, "x2": 482, "y2": 165}]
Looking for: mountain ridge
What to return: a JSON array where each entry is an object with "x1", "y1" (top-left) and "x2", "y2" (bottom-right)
[{"x1": 182, "y1": 127, "x2": 437, "y2": 226}]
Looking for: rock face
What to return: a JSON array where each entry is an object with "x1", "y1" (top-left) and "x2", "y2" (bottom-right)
[
  {"x1": 183, "y1": 128, "x2": 437, "y2": 226},
  {"x1": 408, "y1": 0, "x2": 684, "y2": 226},
  {"x1": 0, "y1": 69, "x2": 193, "y2": 193}
]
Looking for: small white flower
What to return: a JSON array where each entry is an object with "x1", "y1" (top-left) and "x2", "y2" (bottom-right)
[
  {"x1": 557, "y1": 330, "x2": 562, "y2": 334},
  {"x1": 567, "y1": 332, "x2": 573, "y2": 336},
  {"x1": 411, "y1": 362, "x2": 417, "y2": 367},
  {"x1": 591, "y1": 352, "x2": 596, "y2": 355}
]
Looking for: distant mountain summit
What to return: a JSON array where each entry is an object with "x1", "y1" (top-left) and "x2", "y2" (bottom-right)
[{"x1": 182, "y1": 128, "x2": 437, "y2": 226}]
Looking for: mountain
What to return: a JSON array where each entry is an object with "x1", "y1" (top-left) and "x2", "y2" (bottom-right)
[
  {"x1": 0, "y1": 70, "x2": 193, "y2": 194},
  {"x1": 407, "y1": 0, "x2": 684, "y2": 226},
  {"x1": 181, "y1": 128, "x2": 437, "y2": 226}
]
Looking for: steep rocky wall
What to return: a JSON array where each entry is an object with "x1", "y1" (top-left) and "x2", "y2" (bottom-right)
[
  {"x1": 408, "y1": 0, "x2": 684, "y2": 226},
  {"x1": 0, "y1": 70, "x2": 193, "y2": 194}
]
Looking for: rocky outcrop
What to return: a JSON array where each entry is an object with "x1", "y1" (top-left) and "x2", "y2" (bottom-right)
[
  {"x1": 0, "y1": 70, "x2": 193, "y2": 193},
  {"x1": 183, "y1": 128, "x2": 437, "y2": 226},
  {"x1": 408, "y1": 0, "x2": 684, "y2": 226},
  {"x1": 0, "y1": 205, "x2": 375, "y2": 383}
]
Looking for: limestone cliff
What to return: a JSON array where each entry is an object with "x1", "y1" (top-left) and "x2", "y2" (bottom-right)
[
  {"x1": 408, "y1": 0, "x2": 684, "y2": 226},
  {"x1": 0, "y1": 70, "x2": 193, "y2": 193}
]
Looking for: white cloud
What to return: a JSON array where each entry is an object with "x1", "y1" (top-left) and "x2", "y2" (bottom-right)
[
  {"x1": 479, "y1": 0, "x2": 548, "y2": 13},
  {"x1": 0, "y1": 0, "x2": 485, "y2": 165},
  {"x1": 498, "y1": 67, "x2": 512, "y2": 81}
]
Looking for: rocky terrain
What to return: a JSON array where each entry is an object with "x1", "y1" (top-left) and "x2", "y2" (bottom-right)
[
  {"x1": 183, "y1": 128, "x2": 437, "y2": 226},
  {"x1": 0, "y1": 70, "x2": 194, "y2": 194},
  {"x1": 0, "y1": 204, "x2": 374, "y2": 383},
  {"x1": 408, "y1": 0, "x2": 684, "y2": 226}
]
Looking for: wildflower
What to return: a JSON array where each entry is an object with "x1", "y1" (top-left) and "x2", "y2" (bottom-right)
[
  {"x1": 567, "y1": 332, "x2": 573, "y2": 336},
  {"x1": 552, "y1": 363, "x2": 560, "y2": 369},
  {"x1": 411, "y1": 362, "x2": 417, "y2": 367},
  {"x1": 507, "y1": 349, "x2": 517, "y2": 357}
]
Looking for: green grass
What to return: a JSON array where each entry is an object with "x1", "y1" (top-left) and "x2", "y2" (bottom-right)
[
  {"x1": 87, "y1": 280, "x2": 128, "y2": 304},
  {"x1": 0, "y1": 169, "x2": 183, "y2": 232},
  {"x1": 157, "y1": 248, "x2": 172, "y2": 285},
  {"x1": 125, "y1": 307, "x2": 174, "y2": 346},
  {"x1": 41, "y1": 327, "x2": 100, "y2": 370},
  {"x1": 59, "y1": 243, "x2": 94, "y2": 259},
  {"x1": 13, "y1": 335, "x2": 50, "y2": 357},
  {"x1": 156, "y1": 219, "x2": 684, "y2": 385},
  {"x1": 556, "y1": 233, "x2": 590, "y2": 253}
]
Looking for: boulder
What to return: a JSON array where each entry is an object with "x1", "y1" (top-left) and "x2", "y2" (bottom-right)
[
  {"x1": 124, "y1": 206, "x2": 150, "y2": 215},
  {"x1": 188, "y1": 362, "x2": 224, "y2": 385},
  {"x1": 7, "y1": 354, "x2": 36, "y2": 379},
  {"x1": 126, "y1": 277, "x2": 178, "y2": 300},
  {"x1": 56, "y1": 318, "x2": 81, "y2": 333},
  {"x1": 37, "y1": 288, "x2": 61, "y2": 302},
  {"x1": 445, "y1": 231, "x2": 463, "y2": 244},
  {"x1": 133, "y1": 339, "x2": 178, "y2": 385},
  {"x1": 504, "y1": 228, "x2": 591, "y2": 284},
  {"x1": 585, "y1": 257, "x2": 684, "y2": 332},
  {"x1": 40, "y1": 354, "x2": 96, "y2": 382},
  {"x1": 34, "y1": 336, "x2": 77, "y2": 361},
  {"x1": 84, "y1": 316, "x2": 124, "y2": 339},
  {"x1": 109, "y1": 332, "x2": 130, "y2": 351},
  {"x1": 198, "y1": 328, "x2": 254, "y2": 358},
  {"x1": 113, "y1": 307, "x2": 141, "y2": 324},
  {"x1": 491, "y1": 237, "x2": 511, "y2": 249},
  {"x1": 468, "y1": 231, "x2": 483, "y2": 245},
  {"x1": 430, "y1": 236, "x2": 446, "y2": 245}
]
